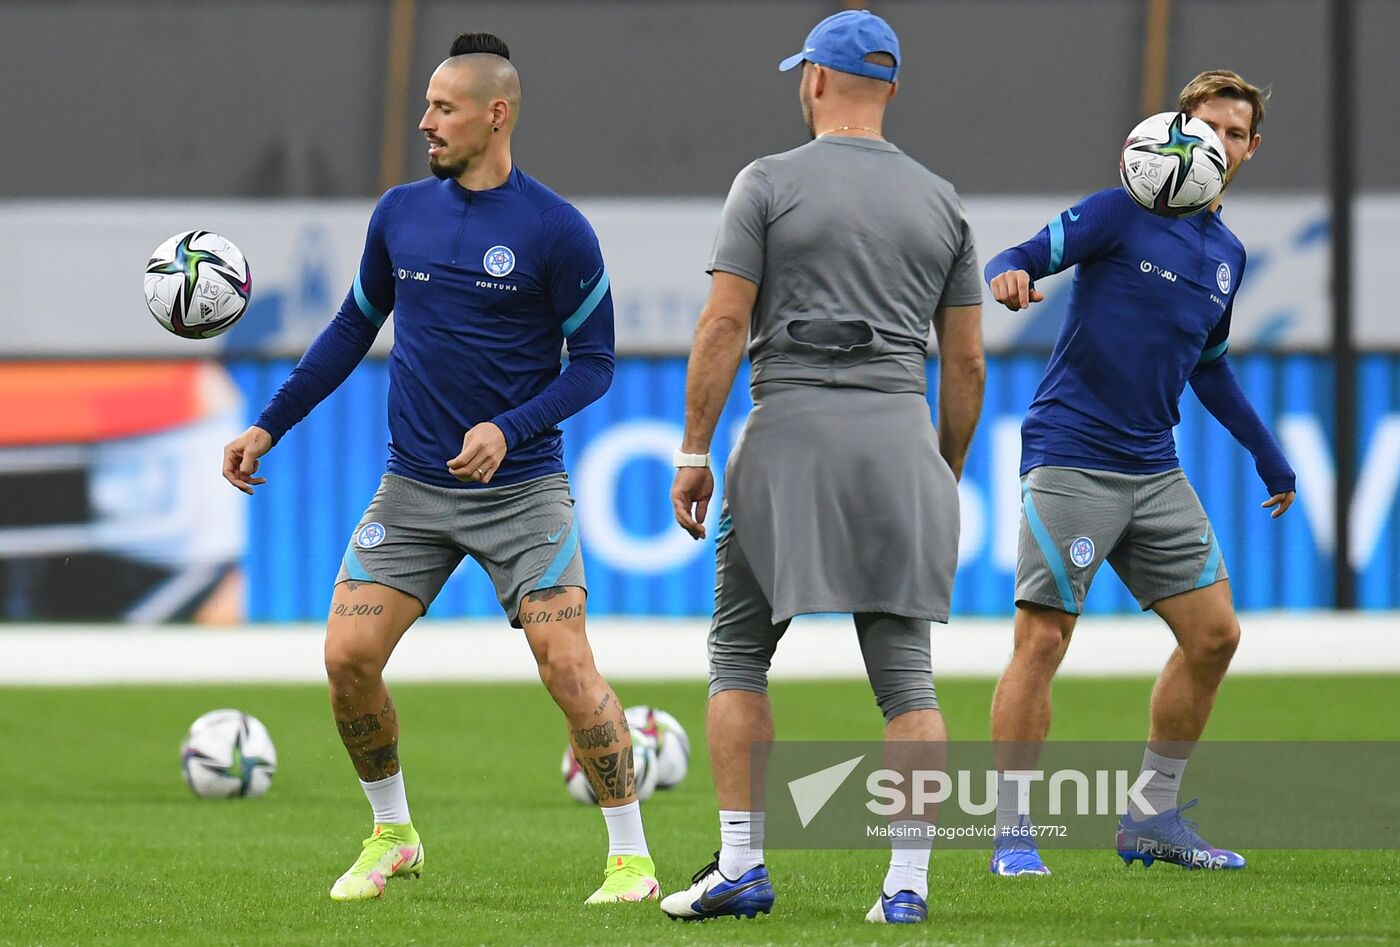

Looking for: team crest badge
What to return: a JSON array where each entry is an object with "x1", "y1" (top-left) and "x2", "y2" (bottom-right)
[
  {"x1": 1216, "y1": 262, "x2": 1232, "y2": 294},
  {"x1": 355, "y1": 522, "x2": 386, "y2": 549},
  {"x1": 483, "y1": 245, "x2": 516, "y2": 277},
  {"x1": 1068, "y1": 536, "x2": 1095, "y2": 568}
]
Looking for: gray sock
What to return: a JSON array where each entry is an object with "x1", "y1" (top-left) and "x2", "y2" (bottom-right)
[
  {"x1": 995, "y1": 770, "x2": 1037, "y2": 839},
  {"x1": 1129, "y1": 747, "x2": 1188, "y2": 820}
]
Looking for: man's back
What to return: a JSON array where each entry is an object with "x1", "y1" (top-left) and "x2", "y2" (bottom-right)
[{"x1": 709, "y1": 135, "x2": 981, "y2": 393}]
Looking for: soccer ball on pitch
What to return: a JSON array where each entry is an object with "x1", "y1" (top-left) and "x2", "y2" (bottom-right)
[
  {"x1": 180, "y1": 709, "x2": 277, "y2": 798},
  {"x1": 1119, "y1": 111, "x2": 1228, "y2": 218},
  {"x1": 144, "y1": 230, "x2": 252, "y2": 338},
  {"x1": 624, "y1": 705, "x2": 691, "y2": 790},
  {"x1": 561, "y1": 739, "x2": 659, "y2": 804}
]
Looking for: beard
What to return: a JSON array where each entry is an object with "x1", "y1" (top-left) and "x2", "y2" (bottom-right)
[
  {"x1": 801, "y1": 98, "x2": 815, "y2": 140},
  {"x1": 429, "y1": 154, "x2": 469, "y2": 180}
]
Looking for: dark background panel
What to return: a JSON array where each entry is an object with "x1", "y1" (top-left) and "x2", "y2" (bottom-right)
[{"x1": 0, "y1": 0, "x2": 1387, "y2": 198}]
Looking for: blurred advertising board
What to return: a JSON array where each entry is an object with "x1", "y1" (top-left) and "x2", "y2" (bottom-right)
[{"x1": 2, "y1": 195, "x2": 1398, "y2": 356}]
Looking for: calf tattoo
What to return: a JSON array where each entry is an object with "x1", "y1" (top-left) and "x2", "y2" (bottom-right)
[
  {"x1": 572, "y1": 722, "x2": 617, "y2": 749},
  {"x1": 335, "y1": 696, "x2": 400, "y2": 781},
  {"x1": 578, "y1": 747, "x2": 636, "y2": 801}
]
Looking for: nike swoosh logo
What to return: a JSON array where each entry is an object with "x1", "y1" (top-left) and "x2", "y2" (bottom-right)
[
  {"x1": 579, "y1": 268, "x2": 603, "y2": 290},
  {"x1": 696, "y1": 877, "x2": 767, "y2": 912},
  {"x1": 547, "y1": 527, "x2": 565, "y2": 543},
  {"x1": 1067, "y1": 208, "x2": 1080, "y2": 221},
  {"x1": 1198, "y1": 530, "x2": 1210, "y2": 544}
]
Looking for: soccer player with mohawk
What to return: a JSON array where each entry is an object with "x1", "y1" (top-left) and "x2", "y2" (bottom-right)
[{"x1": 222, "y1": 31, "x2": 658, "y2": 905}]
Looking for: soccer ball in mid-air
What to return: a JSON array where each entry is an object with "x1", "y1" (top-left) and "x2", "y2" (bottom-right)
[
  {"x1": 625, "y1": 705, "x2": 691, "y2": 790},
  {"x1": 144, "y1": 230, "x2": 252, "y2": 338},
  {"x1": 180, "y1": 709, "x2": 277, "y2": 798},
  {"x1": 1119, "y1": 111, "x2": 1228, "y2": 218},
  {"x1": 561, "y1": 740, "x2": 658, "y2": 804}
]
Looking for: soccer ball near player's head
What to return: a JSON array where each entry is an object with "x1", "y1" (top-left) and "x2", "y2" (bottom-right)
[
  {"x1": 420, "y1": 31, "x2": 521, "y2": 180},
  {"x1": 1177, "y1": 69, "x2": 1266, "y2": 187},
  {"x1": 1119, "y1": 112, "x2": 1228, "y2": 218},
  {"x1": 777, "y1": 10, "x2": 900, "y2": 139},
  {"x1": 144, "y1": 230, "x2": 252, "y2": 339}
]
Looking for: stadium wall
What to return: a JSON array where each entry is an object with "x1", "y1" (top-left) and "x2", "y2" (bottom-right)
[{"x1": 1, "y1": 1, "x2": 1398, "y2": 199}]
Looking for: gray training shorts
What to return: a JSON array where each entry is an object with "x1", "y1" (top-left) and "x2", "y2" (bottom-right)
[
  {"x1": 707, "y1": 517, "x2": 938, "y2": 722},
  {"x1": 336, "y1": 472, "x2": 585, "y2": 625},
  {"x1": 1016, "y1": 465, "x2": 1227, "y2": 615}
]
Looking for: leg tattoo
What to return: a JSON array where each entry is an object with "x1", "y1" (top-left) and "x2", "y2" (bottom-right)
[
  {"x1": 578, "y1": 747, "x2": 636, "y2": 801},
  {"x1": 336, "y1": 696, "x2": 400, "y2": 781}
]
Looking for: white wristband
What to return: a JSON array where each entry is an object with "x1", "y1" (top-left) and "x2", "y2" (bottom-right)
[{"x1": 673, "y1": 449, "x2": 711, "y2": 468}]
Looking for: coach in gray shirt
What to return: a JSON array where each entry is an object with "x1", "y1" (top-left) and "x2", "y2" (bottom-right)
[{"x1": 663, "y1": 10, "x2": 985, "y2": 926}]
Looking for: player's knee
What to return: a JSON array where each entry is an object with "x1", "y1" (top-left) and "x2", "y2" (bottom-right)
[
  {"x1": 537, "y1": 644, "x2": 596, "y2": 707},
  {"x1": 872, "y1": 678, "x2": 939, "y2": 723},
  {"x1": 708, "y1": 645, "x2": 773, "y2": 699},
  {"x1": 323, "y1": 643, "x2": 384, "y2": 693},
  {"x1": 1014, "y1": 609, "x2": 1074, "y2": 666},
  {"x1": 1185, "y1": 616, "x2": 1240, "y2": 666}
]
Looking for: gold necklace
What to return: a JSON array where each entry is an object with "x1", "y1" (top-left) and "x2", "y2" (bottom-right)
[{"x1": 822, "y1": 124, "x2": 883, "y2": 137}]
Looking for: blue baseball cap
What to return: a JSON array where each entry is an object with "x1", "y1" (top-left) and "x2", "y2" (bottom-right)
[{"x1": 778, "y1": 10, "x2": 900, "y2": 82}]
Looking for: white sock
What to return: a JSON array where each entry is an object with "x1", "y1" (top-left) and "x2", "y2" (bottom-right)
[
  {"x1": 995, "y1": 771, "x2": 1037, "y2": 838},
  {"x1": 1130, "y1": 748, "x2": 1188, "y2": 820},
  {"x1": 359, "y1": 771, "x2": 411, "y2": 825},
  {"x1": 718, "y1": 810, "x2": 765, "y2": 879},
  {"x1": 883, "y1": 821, "x2": 932, "y2": 898},
  {"x1": 601, "y1": 800, "x2": 650, "y2": 857}
]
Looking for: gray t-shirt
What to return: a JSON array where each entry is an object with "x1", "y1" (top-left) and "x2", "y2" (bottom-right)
[{"x1": 708, "y1": 135, "x2": 980, "y2": 393}]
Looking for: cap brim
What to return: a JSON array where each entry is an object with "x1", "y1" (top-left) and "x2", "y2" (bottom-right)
[{"x1": 777, "y1": 51, "x2": 807, "y2": 72}]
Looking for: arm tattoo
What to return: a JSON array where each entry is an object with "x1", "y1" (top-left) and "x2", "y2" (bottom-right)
[
  {"x1": 593, "y1": 693, "x2": 610, "y2": 716},
  {"x1": 578, "y1": 748, "x2": 635, "y2": 801},
  {"x1": 572, "y1": 722, "x2": 617, "y2": 750}
]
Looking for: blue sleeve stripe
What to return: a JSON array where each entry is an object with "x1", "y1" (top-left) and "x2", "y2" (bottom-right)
[
  {"x1": 561, "y1": 269, "x2": 610, "y2": 338},
  {"x1": 1021, "y1": 480, "x2": 1079, "y2": 614},
  {"x1": 534, "y1": 520, "x2": 580, "y2": 590},
  {"x1": 353, "y1": 272, "x2": 388, "y2": 328},
  {"x1": 1047, "y1": 215, "x2": 1066, "y2": 274},
  {"x1": 1195, "y1": 534, "x2": 1223, "y2": 588},
  {"x1": 1197, "y1": 340, "x2": 1229, "y2": 365}
]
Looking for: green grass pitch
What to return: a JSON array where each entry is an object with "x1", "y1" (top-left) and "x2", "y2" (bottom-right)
[{"x1": 3, "y1": 675, "x2": 1398, "y2": 945}]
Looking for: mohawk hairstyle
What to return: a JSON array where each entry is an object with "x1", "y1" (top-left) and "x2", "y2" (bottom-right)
[{"x1": 449, "y1": 32, "x2": 510, "y2": 59}]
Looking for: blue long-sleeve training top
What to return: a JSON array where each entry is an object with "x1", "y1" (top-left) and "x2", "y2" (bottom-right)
[
  {"x1": 255, "y1": 167, "x2": 616, "y2": 488},
  {"x1": 984, "y1": 187, "x2": 1294, "y2": 496}
]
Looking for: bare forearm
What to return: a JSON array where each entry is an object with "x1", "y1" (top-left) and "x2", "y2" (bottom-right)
[
  {"x1": 682, "y1": 313, "x2": 747, "y2": 452},
  {"x1": 937, "y1": 358, "x2": 985, "y2": 480}
]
